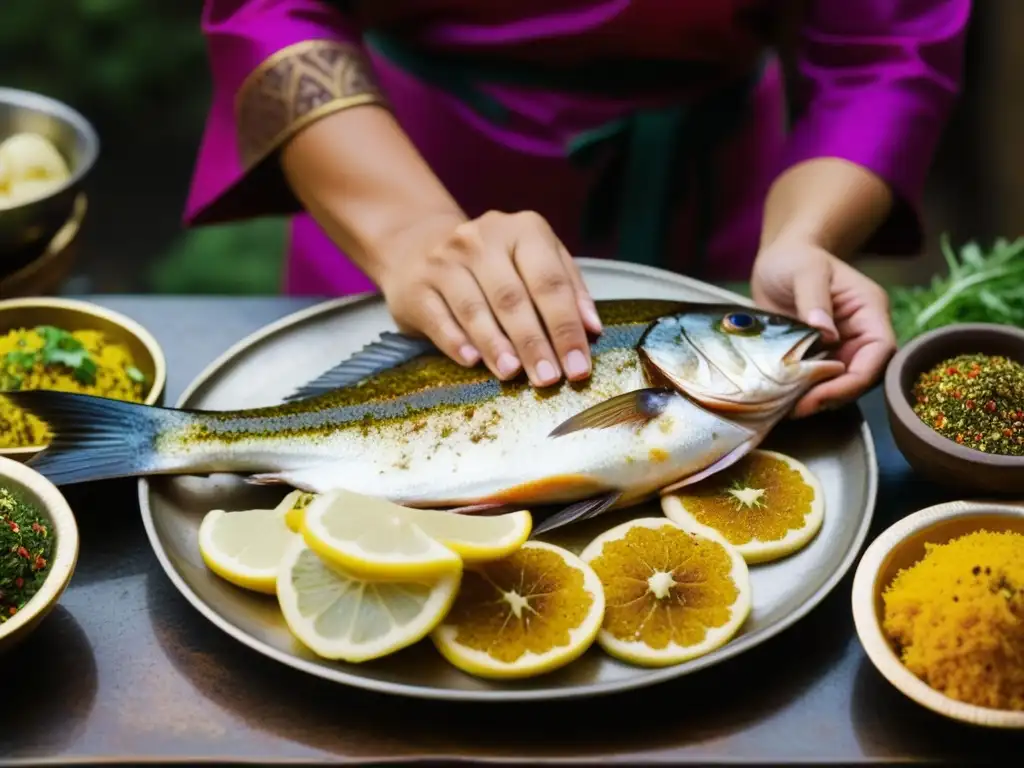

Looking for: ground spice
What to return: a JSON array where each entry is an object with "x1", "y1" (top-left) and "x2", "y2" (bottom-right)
[
  {"x1": 911, "y1": 353, "x2": 1024, "y2": 455},
  {"x1": 881, "y1": 530, "x2": 1024, "y2": 711},
  {"x1": 0, "y1": 484, "x2": 53, "y2": 623}
]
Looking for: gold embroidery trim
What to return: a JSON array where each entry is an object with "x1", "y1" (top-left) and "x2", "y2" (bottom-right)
[{"x1": 236, "y1": 39, "x2": 387, "y2": 171}]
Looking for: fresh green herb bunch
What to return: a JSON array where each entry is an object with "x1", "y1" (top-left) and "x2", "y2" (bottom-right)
[{"x1": 889, "y1": 235, "x2": 1024, "y2": 346}]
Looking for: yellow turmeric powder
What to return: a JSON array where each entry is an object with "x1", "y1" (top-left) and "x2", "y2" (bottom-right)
[{"x1": 882, "y1": 529, "x2": 1024, "y2": 711}]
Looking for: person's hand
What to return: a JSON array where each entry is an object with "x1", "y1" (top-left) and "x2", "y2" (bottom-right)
[
  {"x1": 750, "y1": 241, "x2": 896, "y2": 418},
  {"x1": 374, "y1": 210, "x2": 602, "y2": 387}
]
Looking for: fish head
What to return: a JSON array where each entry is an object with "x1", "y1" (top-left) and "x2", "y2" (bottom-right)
[{"x1": 639, "y1": 304, "x2": 845, "y2": 415}]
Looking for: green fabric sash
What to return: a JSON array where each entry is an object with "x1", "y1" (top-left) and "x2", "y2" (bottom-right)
[{"x1": 364, "y1": 30, "x2": 764, "y2": 275}]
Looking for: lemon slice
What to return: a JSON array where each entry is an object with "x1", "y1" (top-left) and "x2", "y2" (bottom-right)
[
  {"x1": 301, "y1": 490, "x2": 531, "y2": 579},
  {"x1": 661, "y1": 449, "x2": 824, "y2": 564},
  {"x1": 580, "y1": 517, "x2": 751, "y2": 667},
  {"x1": 431, "y1": 540, "x2": 605, "y2": 679},
  {"x1": 198, "y1": 506, "x2": 295, "y2": 594},
  {"x1": 281, "y1": 490, "x2": 317, "y2": 533},
  {"x1": 276, "y1": 536, "x2": 461, "y2": 662}
]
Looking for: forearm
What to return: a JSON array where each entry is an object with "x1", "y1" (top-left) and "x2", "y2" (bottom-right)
[
  {"x1": 759, "y1": 157, "x2": 894, "y2": 258},
  {"x1": 280, "y1": 105, "x2": 466, "y2": 283}
]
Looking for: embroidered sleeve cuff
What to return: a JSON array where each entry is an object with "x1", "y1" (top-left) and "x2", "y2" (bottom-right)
[{"x1": 236, "y1": 39, "x2": 387, "y2": 172}]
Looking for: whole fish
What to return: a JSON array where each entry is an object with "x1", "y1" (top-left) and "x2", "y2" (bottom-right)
[{"x1": 8, "y1": 300, "x2": 842, "y2": 535}]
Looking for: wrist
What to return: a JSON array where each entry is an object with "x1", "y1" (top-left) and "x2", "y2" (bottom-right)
[
  {"x1": 369, "y1": 209, "x2": 468, "y2": 285},
  {"x1": 759, "y1": 158, "x2": 894, "y2": 259}
]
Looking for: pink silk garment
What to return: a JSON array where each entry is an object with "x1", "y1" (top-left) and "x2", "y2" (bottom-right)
[{"x1": 183, "y1": 0, "x2": 969, "y2": 296}]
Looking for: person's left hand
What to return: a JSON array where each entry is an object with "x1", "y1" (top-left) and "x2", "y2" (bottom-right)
[{"x1": 750, "y1": 240, "x2": 896, "y2": 419}]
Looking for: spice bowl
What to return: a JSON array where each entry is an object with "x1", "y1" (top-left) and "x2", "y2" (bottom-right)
[
  {"x1": 884, "y1": 322, "x2": 1024, "y2": 494},
  {"x1": 0, "y1": 296, "x2": 167, "y2": 460},
  {"x1": 851, "y1": 499, "x2": 1024, "y2": 728},
  {"x1": 0, "y1": 453, "x2": 78, "y2": 653}
]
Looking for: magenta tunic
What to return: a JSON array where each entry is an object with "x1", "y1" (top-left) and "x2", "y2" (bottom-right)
[{"x1": 183, "y1": 0, "x2": 969, "y2": 296}]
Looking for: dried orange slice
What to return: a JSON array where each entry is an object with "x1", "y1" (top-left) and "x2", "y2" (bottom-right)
[
  {"x1": 580, "y1": 517, "x2": 751, "y2": 667},
  {"x1": 661, "y1": 449, "x2": 824, "y2": 564},
  {"x1": 430, "y1": 541, "x2": 604, "y2": 679}
]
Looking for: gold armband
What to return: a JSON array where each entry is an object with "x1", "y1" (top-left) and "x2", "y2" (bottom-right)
[{"x1": 236, "y1": 39, "x2": 387, "y2": 170}]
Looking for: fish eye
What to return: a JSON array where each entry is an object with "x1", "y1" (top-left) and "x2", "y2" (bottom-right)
[{"x1": 721, "y1": 312, "x2": 761, "y2": 335}]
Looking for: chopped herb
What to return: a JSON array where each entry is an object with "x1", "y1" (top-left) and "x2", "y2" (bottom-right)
[
  {"x1": 0, "y1": 325, "x2": 101, "y2": 391},
  {"x1": 125, "y1": 365, "x2": 146, "y2": 384},
  {"x1": 0, "y1": 484, "x2": 53, "y2": 622},
  {"x1": 36, "y1": 325, "x2": 98, "y2": 385}
]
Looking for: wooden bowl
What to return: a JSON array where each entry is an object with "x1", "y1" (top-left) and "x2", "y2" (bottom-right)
[
  {"x1": 0, "y1": 193, "x2": 85, "y2": 298},
  {"x1": 883, "y1": 323, "x2": 1024, "y2": 494},
  {"x1": 0, "y1": 296, "x2": 167, "y2": 460},
  {"x1": 851, "y1": 499, "x2": 1024, "y2": 728},
  {"x1": 0, "y1": 454, "x2": 79, "y2": 653}
]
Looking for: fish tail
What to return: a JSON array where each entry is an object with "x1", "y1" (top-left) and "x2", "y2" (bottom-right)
[{"x1": 5, "y1": 390, "x2": 191, "y2": 485}]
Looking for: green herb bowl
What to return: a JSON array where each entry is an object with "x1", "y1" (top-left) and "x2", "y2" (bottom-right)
[
  {"x1": 0, "y1": 453, "x2": 78, "y2": 653},
  {"x1": 884, "y1": 322, "x2": 1024, "y2": 494},
  {"x1": 0, "y1": 296, "x2": 167, "y2": 461}
]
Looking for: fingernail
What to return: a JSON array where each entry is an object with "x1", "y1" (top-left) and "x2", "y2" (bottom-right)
[
  {"x1": 458, "y1": 344, "x2": 480, "y2": 365},
  {"x1": 807, "y1": 308, "x2": 838, "y2": 338},
  {"x1": 496, "y1": 352, "x2": 520, "y2": 378},
  {"x1": 535, "y1": 359, "x2": 559, "y2": 386},
  {"x1": 581, "y1": 300, "x2": 603, "y2": 332},
  {"x1": 564, "y1": 349, "x2": 590, "y2": 379}
]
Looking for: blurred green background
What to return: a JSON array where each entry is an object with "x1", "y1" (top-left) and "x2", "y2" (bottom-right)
[
  {"x1": 0, "y1": 1, "x2": 1020, "y2": 296},
  {"x1": 1, "y1": 0, "x2": 286, "y2": 294}
]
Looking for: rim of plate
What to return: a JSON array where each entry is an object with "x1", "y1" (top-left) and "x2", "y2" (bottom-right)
[{"x1": 138, "y1": 260, "x2": 878, "y2": 702}]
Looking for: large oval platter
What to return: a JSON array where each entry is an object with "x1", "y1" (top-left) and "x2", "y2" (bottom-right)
[{"x1": 139, "y1": 259, "x2": 877, "y2": 702}]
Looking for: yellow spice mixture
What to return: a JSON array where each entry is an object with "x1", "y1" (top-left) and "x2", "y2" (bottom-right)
[
  {"x1": 0, "y1": 325, "x2": 147, "y2": 448},
  {"x1": 882, "y1": 529, "x2": 1024, "y2": 711}
]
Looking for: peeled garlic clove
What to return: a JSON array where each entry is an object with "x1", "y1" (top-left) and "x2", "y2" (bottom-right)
[{"x1": 0, "y1": 133, "x2": 70, "y2": 183}]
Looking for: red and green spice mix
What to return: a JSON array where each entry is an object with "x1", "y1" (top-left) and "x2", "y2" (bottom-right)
[
  {"x1": 0, "y1": 484, "x2": 53, "y2": 622},
  {"x1": 912, "y1": 353, "x2": 1024, "y2": 456}
]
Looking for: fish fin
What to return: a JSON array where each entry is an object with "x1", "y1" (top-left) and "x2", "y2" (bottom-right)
[
  {"x1": 444, "y1": 502, "x2": 518, "y2": 515},
  {"x1": 283, "y1": 331, "x2": 437, "y2": 402},
  {"x1": 549, "y1": 388, "x2": 675, "y2": 438},
  {"x1": 658, "y1": 437, "x2": 759, "y2": 495},
  {"x1": 5, "y1": 390, "x2": 181, "y2": 485},
  {"x1": 246, "y1": 473, "x2": 290, "y2": 487},
  {"x1": 530, "y1": 491, "x2": 623, "y2": 537}
]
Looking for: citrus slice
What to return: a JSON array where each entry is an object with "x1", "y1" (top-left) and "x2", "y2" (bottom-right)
[
  {"x1": 198, "y1": 506, "x2": 296, "y2": 594},
  {"x1": 280, "y1": 490, "x2": 317, "y2": 533},
  {"x1": 276, "y1": 536, "x2": 461, "y2": 662},
  {"x1": 661, "y1": 449, "x2": 824, "y2": 564},
  {"x1": 580, "y1": 517, "x2": 751, "y2": 667},
  {"x1": 301, "y1": 490, "x2": 531, "y2": 579},
  {"x1": 431, "y1": 541, "x2": 605, "y2": 679}
]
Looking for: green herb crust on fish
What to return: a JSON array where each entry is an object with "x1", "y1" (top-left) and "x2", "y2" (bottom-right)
[{"x1": 7, "y1": 299, "x2": 842, "y2": 534}]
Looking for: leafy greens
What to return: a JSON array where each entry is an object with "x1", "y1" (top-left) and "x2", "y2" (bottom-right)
[{"x1": 889, "y1": 234, "x2": 1024, "y2": 346}]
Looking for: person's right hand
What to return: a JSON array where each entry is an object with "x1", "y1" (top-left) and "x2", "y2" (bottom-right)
[{"x1": 374, "y1": 210, "x2": 603, "y2": 388}]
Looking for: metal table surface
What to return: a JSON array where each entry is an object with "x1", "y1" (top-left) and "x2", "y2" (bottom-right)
[{"x1": 4, "y1": 295, "x2": 1024, "y2": 767}]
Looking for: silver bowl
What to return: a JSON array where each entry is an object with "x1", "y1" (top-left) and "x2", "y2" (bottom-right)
[{"x1": 0, "y1": 88, "x2": 99, "y2": 256}]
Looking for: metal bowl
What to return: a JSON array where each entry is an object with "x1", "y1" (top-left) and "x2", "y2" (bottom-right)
[
  {"x1": 852, "y1": 499, "x2": 1024, "y2": 728},
  {"x1": 0, "y1": 297, "x2": 167, "y2": 459},
  {"x1": 0, "y1": 87, "x2": 99, "y2": 256},
  {"x1": 0, "y1": 454, "x2": 79, "y2": 653}
]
